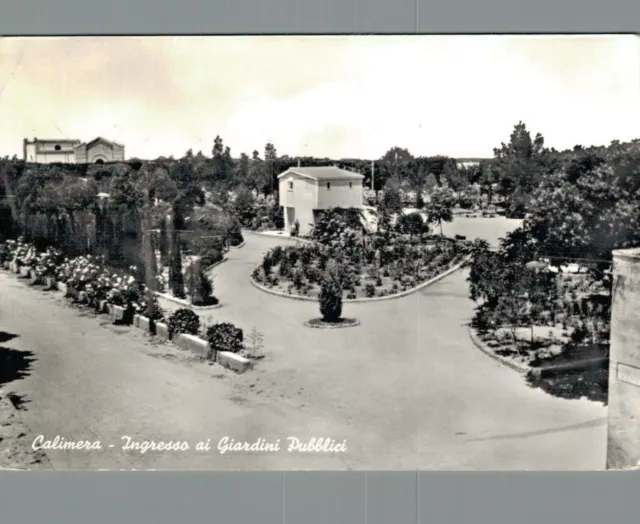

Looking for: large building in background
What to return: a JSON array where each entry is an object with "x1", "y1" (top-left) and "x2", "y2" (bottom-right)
[{"x1": 23, "y1": 137, "x2": 125, "y2": 164}]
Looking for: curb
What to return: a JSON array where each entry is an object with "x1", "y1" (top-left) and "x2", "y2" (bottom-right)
[
  {"x1": 204, "y1": 256, "x2": 228, "y2": 273},
  {"x1": 244, "y1": 230, "x2": 315, "y2": 245},
  {"x1": 468, "y1": 326, "x2": 531, "y2": 375},
  {"x1": 250, "y1": 255, "x2": 471, "y2": 304},
  {"x1": 153, "y1": 291, "x2": 222, "y2": 311}
]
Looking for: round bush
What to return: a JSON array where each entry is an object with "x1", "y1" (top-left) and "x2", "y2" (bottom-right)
[
  {"x1": 167, "y1": 308, "x2": 200, "y2": 336},
  {"x1": 206, "y1": 322, "x2": 244, "y2": 353}
]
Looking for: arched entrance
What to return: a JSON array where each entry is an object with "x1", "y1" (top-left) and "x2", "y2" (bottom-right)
[{"x1": 95, "y1": 159, "x2": 104, "y2": 164}]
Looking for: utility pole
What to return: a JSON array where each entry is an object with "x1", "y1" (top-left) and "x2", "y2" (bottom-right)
[{"x1": 371, "y1": 159, "x2": 377, "y2": 204}]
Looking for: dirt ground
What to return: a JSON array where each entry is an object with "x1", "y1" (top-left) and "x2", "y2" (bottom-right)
[{"x1": 0, "y1": 388, "x2": 50, "y2": 470}]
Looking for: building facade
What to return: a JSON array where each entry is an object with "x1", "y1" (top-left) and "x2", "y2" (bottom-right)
[
  {"x1": 23, "y1": 137, "x2": 125, "y2": 164},
  {"x1": 278, "y1": 166, "x2": 365, "y2": 236}
]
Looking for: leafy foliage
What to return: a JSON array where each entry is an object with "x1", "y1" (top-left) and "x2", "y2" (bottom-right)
[
  {"x1": 206, "y1": 322, "x2": 244, "y2": 354},
  {"x1": 319, "y1": 278, "x2": 343, "y2": 322},
  {"x1": 167, "y1": 308, "x2": 200, "y2": 336}
]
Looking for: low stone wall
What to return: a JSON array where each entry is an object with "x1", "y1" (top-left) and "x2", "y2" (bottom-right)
[
  {"x1": 217, "y1": 351, "x2": 253, "y2": 373},
  {"x1": 173, "y1": 333, "x2": 210, "y2": 358},
  {"x1": 155, "y1": 322, "x2": 170, "y2": 342}
]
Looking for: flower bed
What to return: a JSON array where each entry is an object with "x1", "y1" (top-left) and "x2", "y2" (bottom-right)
[
  {"x1": 0, "y1": 237, "x2": 258, "y2": 374},
  {"x1": 471, "y1": 325, "x2": 609, "y2": 377},
  {"x1": 1, "y1": 238, "x2": 148, "y2": 315},
  {"x1": 252, "y1": 234, "x2": 469, "y2": 300}
]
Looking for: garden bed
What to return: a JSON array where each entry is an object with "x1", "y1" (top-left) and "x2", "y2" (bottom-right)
[
  {"x1": 252, "y1": 235, "x2": 469, "y2": 301},
  {"x1": 470, "y1": 325, "x2": 609, "y2": 378},
  {"x1": 304, "y1": 318, "x2": 360, "y2": 329}
]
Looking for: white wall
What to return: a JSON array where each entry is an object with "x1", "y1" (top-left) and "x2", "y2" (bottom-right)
[
  {"x1": 280, "y1": 174, "x2": 317, "y2": 235},
  {"x1": 316, "y1": 179, "x2": 363, "y2": 209}
]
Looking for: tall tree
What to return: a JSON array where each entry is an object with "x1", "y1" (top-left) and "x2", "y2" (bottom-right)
[
  {"x1": 237, "y1": 152, "x2": 250, "y2": 182},
  {"x1": 381, "y1": 146, "x2": 414, "y2": 180},
  {"x1": 426, "y1": 186, "x2": 455, "y2": 236},
  {"x1": 492, "y1": 121, "x2": 550, "y2": 215},
  {"x1": 265, "y1": 142, "x2": 278, "y2": 195}
]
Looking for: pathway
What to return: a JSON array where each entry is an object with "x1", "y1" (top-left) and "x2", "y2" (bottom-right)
[{"x1": 0, "y1": 220, "x2": 606, "y2": 470}]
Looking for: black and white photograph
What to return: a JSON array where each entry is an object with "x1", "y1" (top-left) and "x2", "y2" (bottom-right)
[{"x1": 0, "y1": 35, "x2": 639, "y2": 471}]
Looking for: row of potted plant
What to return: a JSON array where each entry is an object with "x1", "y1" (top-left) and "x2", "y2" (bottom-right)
[
  {"x1": 1, "y1": 239, "x2": 257, "y2": 373},
  {"x1": 1, "y1": 237, "x2": 152, "y2": 315}
]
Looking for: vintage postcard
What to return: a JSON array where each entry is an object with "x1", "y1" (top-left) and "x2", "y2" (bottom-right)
[{"x1": 0, "y1": 35, "x2": 639, "y2": 471}]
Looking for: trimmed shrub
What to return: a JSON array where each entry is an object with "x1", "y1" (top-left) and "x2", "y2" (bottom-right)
[
  {"x1": 364, "y1": 283, "x2": 376, "y2": 297},
  {"x1": 167, "y1": 308, "x2": 200, "y2": 336},
  {"x1": 227, "y1": 220, "x2": 244, "y2": 246},
  {"x1": 200, "y1": 247, "x2": 223, "y2": 268},
  {"x1": 185, "y1": 261, "x2": 218, "y2": 306},
  {"x1": 206, "y1": 322, "x2": 244, "y2": 354},
  {"x1": 319, "y1": 280, "x2": 343, "y2": 322}
]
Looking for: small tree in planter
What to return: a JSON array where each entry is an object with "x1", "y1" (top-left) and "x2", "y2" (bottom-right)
[
  {"x1": 245, "y1": 326, "x2": 265, "y2": 359},
  {"x1": 319, "y1": 279, "x2": 343, "y2": 323},
  {"x1": 167, "y1": 308, "x2": 200, "y2": 337}
]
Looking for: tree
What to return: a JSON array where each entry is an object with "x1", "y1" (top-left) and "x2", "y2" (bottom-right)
[
  {"x1": 405, "y1": 164, "x2": 427, "y2": 208},
  {"x1": 167, "y1": 209, "x2": 186, "y2": 298},
  {"x1": 185, "y1": 259, "x2": 216, "y2": 306},
  {"x1": 233, "y1": 186, "x2": 256, "y2": 226},
  {"x1": 426, "y1": 187, "x2": 455, "y2": 236},
  {"x1": 424, "y1": 173, "x2": 438, "y2": 194},
  {"x1": 492, "y1": 121, "x2": 552, "y2": 215},
  {"x1": 319, "y1": 277, "x2": 343, "y2": 323},
  {"x1": 265, "y1": 142, "x2": 278, "y2": 195},
  {"x1": 396, "y1": 212, "x2": 425, "y2": 244},
  {"x1": 381, "y1": 146, "x2": 414, "y2": 179},
  {"x1": 443, "y1": 161, "x2": 469, "y2": 201},
  {"x1": 237, "y1": 152, "x2": 250, "y2": 183}
]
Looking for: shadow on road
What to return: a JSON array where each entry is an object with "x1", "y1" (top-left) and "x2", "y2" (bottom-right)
[
  {"x1": 526, "y1": 368, "x2": 608, "y2": 405},
  {"x1": 6, "y1": 392, "x2": 30, "y2": 410},
  {"x1": 0, "y1": 331, "x2": 19, "y2": 344},
  {"x1": 0, "y1": 345, "x2": 36, "y2": 387}
]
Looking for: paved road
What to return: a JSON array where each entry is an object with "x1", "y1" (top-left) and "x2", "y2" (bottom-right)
[{"x1": 0, "y1": 226, "x2": 606, "y2": 470}]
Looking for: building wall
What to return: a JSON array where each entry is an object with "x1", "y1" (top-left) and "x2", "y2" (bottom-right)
[
  {"x1": 86, "y1": 142, "x2": 125, "y2": 163},
  {"x1": 24, "y1": 139, "x2": 79, "y2": 163},
  {"x1": 23, "y1": 138, "x2": 125, "y2": 164},
  {"x1": 607, "y1": 248, "x2": 640, "y2": 469},
  {"x1": 316, "y1": 179, "x2": 363, "y2": 209},
  {"x1": 24, "y1": 143, "x2": 36, "y2": 162},
  {"x1": 280, "y1": 174, "x2": 317, "y2": 235},
  {"x1": 75, "y1": 145, "x2": 88, "y2": 164},
  {"x1": 35, "y1": 152, "x2": 76, "y2": 163}
]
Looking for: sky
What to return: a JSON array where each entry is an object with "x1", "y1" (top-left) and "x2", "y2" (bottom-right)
[{"x1": 0, "y1": 35, "x2": 639, "y2": 160}]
